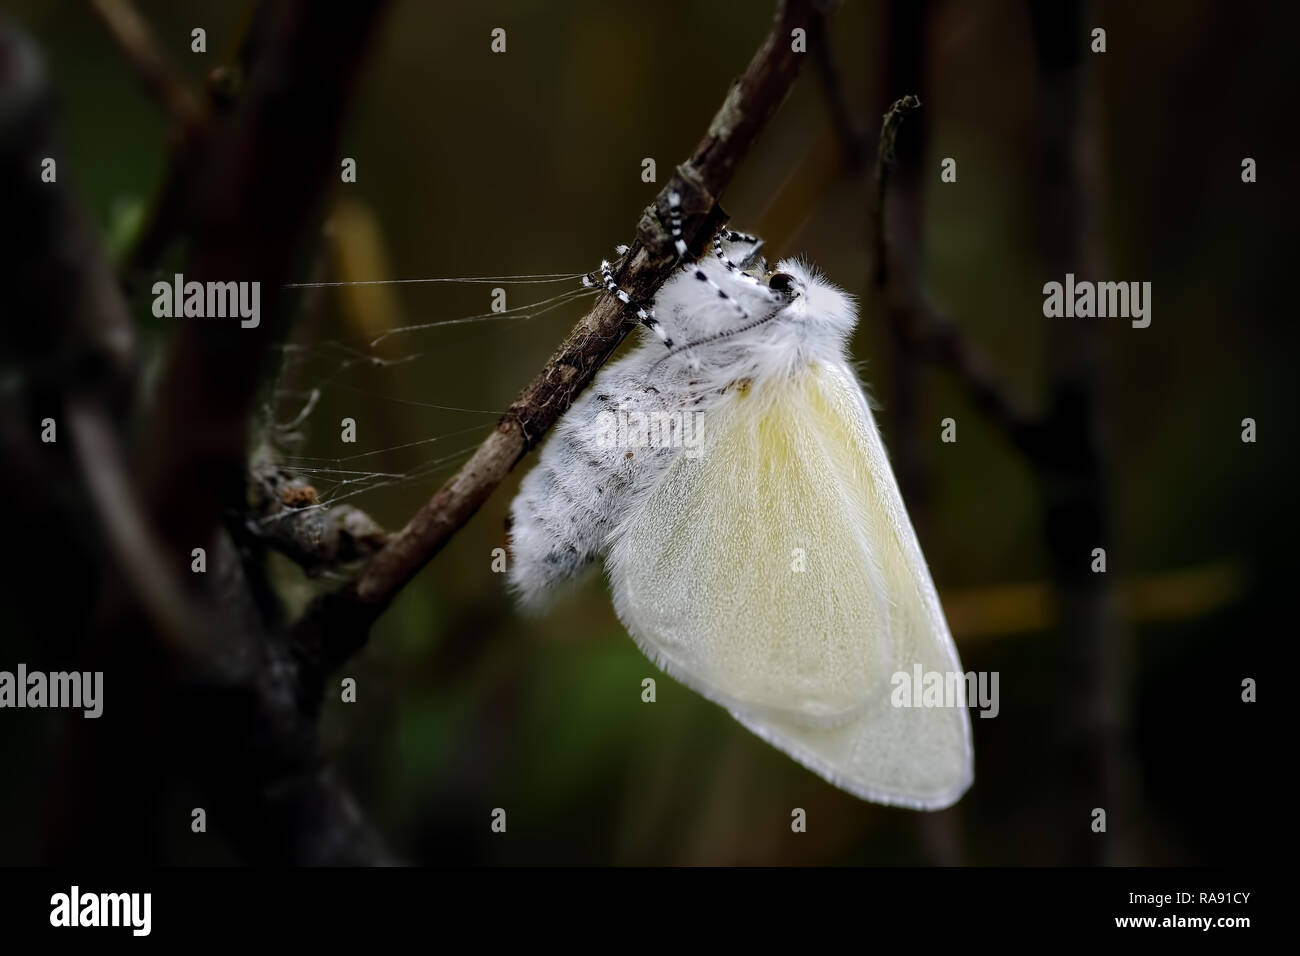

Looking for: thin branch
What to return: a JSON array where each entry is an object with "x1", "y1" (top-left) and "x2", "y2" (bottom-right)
[
  {"x1": 868, "y1": 93, "x2": 921, "y2": 287},
  {"x1": 866, "y1": 90, "x2": 925, "y2": 512},
  {"x1": 293, "y1": 0, "x2": 837, "y2": 674},
  {"x1": 67, "y1": 399, "x2": 210, "y2": 655},
  {"x1": 245, "y1": 444, "x2": 389, "y2": 575},
  {"x1": 112, "y1": 2, "x2": 273, "y2": 282},
  {"x1": 868, "y1": 95, "x2": 1042, "y2": 457},
  {"x1": 809, "y1": 8, "x2": 866, "y2": 169},
  {"x1": 88, "y1": 0, "x2": 206, "y2": 137},
  {"x1": 911, "y1": 297, "x2": 1043, "y2": 452}
]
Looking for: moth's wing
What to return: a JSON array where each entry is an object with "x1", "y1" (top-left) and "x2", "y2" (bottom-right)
[
  {"x1": 607, "y1": 361, "x2": 972, "y2": 808},
  {"x1": 736, "y1": 362, "x2": 973, "y2": 808},
  {"x1": 607, "y1": 364, "x2": 895, "y2": 725}
]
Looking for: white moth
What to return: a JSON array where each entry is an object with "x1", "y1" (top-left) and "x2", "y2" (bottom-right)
[{"x1": 507, "y1": 221, "x2": 973, "y2": 810}]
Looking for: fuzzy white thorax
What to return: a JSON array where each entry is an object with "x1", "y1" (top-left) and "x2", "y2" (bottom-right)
[
  {"x1": 647, "y1": 250, "x2": 859, "y2": 403},
  {"x1": 506, "y1": 239, "x2": 859, "y2": 609}
]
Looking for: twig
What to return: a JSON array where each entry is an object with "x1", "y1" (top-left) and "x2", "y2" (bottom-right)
[
  {"x1": 868, "y1": 95, "x2": 1042, "y2": 456},
  {"x1": 67, "y1": 400, "x2": 208, "y2": 654},
  {"x1": 809, "y1": 8, "x2": 866, "y2": 169},
  {"x1": 87, "y1": 0, "x2": 206, "y2": 137},
  {"x1": 245, "y1": 445, "x2": 389, "y2": 575},
  {"x1": 868, "y1": 93, "x2": 920, "y2": 284},
  {"x1": 912, "y1": 297, "x2": 1043, "y2": 452},
  {"x1": 293, "y1": 0, "x2": 837, "y2": 674},
  {"x1": 110, "y1": 2, "x2": 272, "y2": 282}
]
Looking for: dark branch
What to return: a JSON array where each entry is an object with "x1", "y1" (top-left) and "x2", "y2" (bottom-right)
[
  {"x1": 1027, "y1": 0, "x2": 1137, "y2": 866},
  {"x1": 137, "y1": 0, "x2": 392, "y2": 568},
  {"x1": 0, "y1": 20, "x2": 137, "y2": 416},
  {"x1": 2, "y1": 13, "x2": 391, "y2": 866},
  {"x1": 245, "y1": 445, "x2": 389, "y2": 575},
  {"x1": 868, "y1": 93, "x2": 921, "y2": 288}
]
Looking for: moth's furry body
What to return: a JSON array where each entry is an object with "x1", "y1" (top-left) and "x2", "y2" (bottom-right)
[
  {"x1": 509, "y1": 246, "x2": 847, "y2": 607},
  {"x1": 508, "y1": 222, "x2": 973, "y2": 809}
]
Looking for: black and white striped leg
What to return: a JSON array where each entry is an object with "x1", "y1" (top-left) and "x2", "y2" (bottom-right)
[
  {"x1": 666, "y1": 190, "x2": 749, "y2": 318},
  {"x1": 717, "y1": 228, "x2": 768, "y2": 275},
  {"x1": 583, "y1": 244, "x2": 632, "y2": 288},
  {"x1": 666, "y1": 190, "x2": 689, "y2": 260},
  {"x1": 600, "y1": 259, "x2": 673, "y2": 347},
  {"x1": 712, "y1": 239, "x2": 776, "y2": 298}
]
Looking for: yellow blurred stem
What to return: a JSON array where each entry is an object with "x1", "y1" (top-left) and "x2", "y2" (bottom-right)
[
  {"x1": 328, "y1": 198, "x2": 402, "y2": 340},
  {"x1": 943, "y1": 562, "x2": 1246, "y2": 641}
]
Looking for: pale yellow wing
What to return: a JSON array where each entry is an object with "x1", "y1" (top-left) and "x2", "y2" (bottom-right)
[{"x1": 606, "y1": 361, "x2": 973, "y2": 807}]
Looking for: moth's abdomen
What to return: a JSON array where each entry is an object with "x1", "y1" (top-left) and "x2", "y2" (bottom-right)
[
  {"x1": 507, "y1": 439, "x2": 612, "y2": 609},
  {"x1": 506, "y1": 360, "x2": 682, "y2": 609}
]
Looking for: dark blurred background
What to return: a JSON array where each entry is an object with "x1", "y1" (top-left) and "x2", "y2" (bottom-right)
[{"x1": 0, "y1": 0, "x2": 1288, "y2": 865}]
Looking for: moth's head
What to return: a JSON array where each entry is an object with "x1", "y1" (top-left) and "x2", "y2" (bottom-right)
[
  {"x1": 650, "y1": 238, "x2": 858, "y2": 380},
  {"x1": 768, "y1": 257, "x2": 858, "y2": 341}
]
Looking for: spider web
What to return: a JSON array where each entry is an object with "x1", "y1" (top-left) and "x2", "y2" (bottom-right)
[{"x1": 256, "y1": 270, "x2": 600, "y2": 530}]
